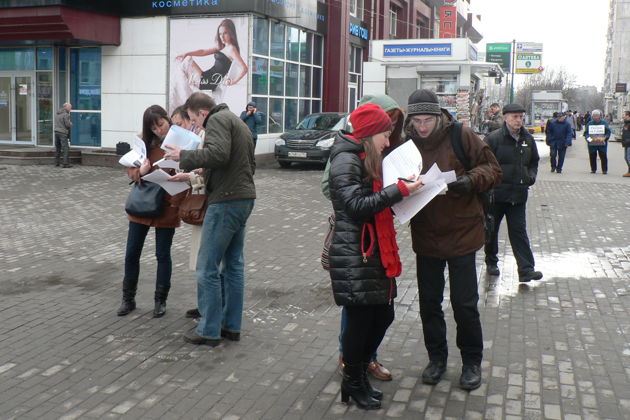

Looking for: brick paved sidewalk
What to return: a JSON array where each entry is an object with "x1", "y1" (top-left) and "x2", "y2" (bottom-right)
[{"x1": 0, "y1": 143, "x2": 629, "y2": 419}]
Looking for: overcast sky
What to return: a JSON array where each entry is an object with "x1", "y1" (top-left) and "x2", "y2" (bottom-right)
[{"x1": 473, "y1": 0, "x2": 609, "y2": 89}]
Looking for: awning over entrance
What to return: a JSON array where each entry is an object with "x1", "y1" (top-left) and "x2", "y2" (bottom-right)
[{"x1": 0, "y1": 6, "x2": 120, "y2": 45}]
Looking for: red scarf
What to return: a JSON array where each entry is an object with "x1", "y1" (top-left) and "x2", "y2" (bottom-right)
[{"x1": 372, "y1": 179, "x2": 402, "y2": 278}]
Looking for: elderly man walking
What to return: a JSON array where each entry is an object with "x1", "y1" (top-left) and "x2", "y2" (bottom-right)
[
  {"x1": 483, "y1": 104, "x2": 543, "y2": 283},
  {"x1": 404, "y1": 89, "x2": 502, "y2": 391},
  {"x1": 54, "y1": 102, "x2": 73, "y2": 168},
  {"x1": 545, "y1": 112, "x2": 573, "y2": 174}
]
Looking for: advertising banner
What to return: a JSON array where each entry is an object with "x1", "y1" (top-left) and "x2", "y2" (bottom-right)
[
  {"x1": 516, "y1": 42, "x2": 543, "y2": 53},
  {"x1": 383, "y1": 43, "x2": 452, "y2": 57},
  {"x1": 169, "y1": 16, "x2": 249, "y2": 115},
  {"x1": 439, "y1": 6, "x2": 457, "y2": 38},
  {"x1": 485, "y1": 43, "x2": 511, "y2": 71},
  {"x1": 515, "y1": 53, "x2": 542, "y2": 74}
]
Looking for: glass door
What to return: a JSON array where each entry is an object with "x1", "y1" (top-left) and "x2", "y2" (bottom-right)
[{"x1": 0, "y1": 74, "x2": 35, "y2": 144}]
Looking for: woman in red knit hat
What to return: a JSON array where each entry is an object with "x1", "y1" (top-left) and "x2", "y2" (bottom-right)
[{"x1": 328, "y1": 103, "x2": 423, "y2": 409}]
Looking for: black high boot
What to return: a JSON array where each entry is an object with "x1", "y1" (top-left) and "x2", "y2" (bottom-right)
[
  {"x1": 341, "y1": 363, "x2": 381, "y2": 410},
  {"x1": 153, "y1": 284, "x2": 170, "y2": 318},
  {"x1": 117, "y1": 279, "x2": 137, "y2": 316},
  {"x1": 362, "y1": 362, "x2": 383, "y2": 400}
]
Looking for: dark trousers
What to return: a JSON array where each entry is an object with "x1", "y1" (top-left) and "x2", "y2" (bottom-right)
[
  {"x1": 549, "y1": 145, "x2": 567, "y2": 171},
  {"x1": 484, "y1": 201, "x2": 535, "y2": 276},
  {"x1": 417, "y1": 253, "x2": 482, "y2": 366},
  {"x1": 54, "y1": 132, "x2": 70, "y2": 166},
  {"x1": 123, "y1": 221, "x2": 175, "y2": 299},
  {"x1": 341, "y1": 304, "x2": 394, "y2": 366},
  {"x1": 588, "y1": 148, "x2": 608, "y2": 172}
]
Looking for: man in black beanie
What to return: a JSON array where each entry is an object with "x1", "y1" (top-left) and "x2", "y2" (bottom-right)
[
  {"x1": 404, "y1": 89, "x2": 502, "y2": 390},
  {"x1": 483, "y1": 103, "x2": 543, "y2": 283}
]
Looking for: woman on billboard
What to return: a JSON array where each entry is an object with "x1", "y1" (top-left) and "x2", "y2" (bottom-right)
[{"x1": 175, "y1": 19, "x2": 248, "y2": 98}]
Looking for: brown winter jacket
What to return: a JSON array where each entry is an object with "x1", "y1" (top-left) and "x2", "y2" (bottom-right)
[
  {"x1": 404, "y1": 110, "x2": 502, "y2": 258},
  {"x1": 127, "y1": 141, "x2": 186, "y2": 228}
]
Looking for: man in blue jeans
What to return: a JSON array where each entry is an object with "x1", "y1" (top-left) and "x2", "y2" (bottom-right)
[{"x1": 165, "y1": 92, "x2": 256, "y2": 346}]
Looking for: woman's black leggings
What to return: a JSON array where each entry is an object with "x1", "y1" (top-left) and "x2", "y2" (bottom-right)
[{"x1": 341, "y1": 304, "x2": 395, "y2": 366}]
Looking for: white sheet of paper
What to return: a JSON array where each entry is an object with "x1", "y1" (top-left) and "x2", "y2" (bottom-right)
[
  {"x1": 141, "y1": 169, "x2": 190, "y2": 196},
  {"x1": 161, "y1": 125, "x2": 201, "y2": 151},
  {"x1": 153, "y1": 158, "x2": 180, "y2": 170},
  {"x1": 118, "y1": 136, "x2": 147, "y2": 167},
  {"x1": 383, "y1": 140, "x2": 423, "y2": 187},
  {"x1": 392, "y1": 180, "x2": 446, "y2": 224},
  {"x1": 588, "y1": 125, "x2": 605, "y2": 135}
]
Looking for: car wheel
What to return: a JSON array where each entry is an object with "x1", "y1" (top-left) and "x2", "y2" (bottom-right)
[{"x1": 278, "y1": 161, "x2": 292, "y2": 168}]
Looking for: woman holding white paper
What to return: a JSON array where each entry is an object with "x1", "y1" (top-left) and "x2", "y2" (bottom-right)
[{"x1": 117, "y1": 105, "x2": 186, "y2": 319}]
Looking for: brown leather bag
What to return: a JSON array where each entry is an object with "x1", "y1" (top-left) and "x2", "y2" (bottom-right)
[{"x1": 178, "y1": 190, "x2": 207, "y2": 225}]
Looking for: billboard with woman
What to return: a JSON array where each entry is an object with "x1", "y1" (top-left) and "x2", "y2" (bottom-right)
[{"x1": 169, "y1": 16, "x2": 249, "y2": 114}]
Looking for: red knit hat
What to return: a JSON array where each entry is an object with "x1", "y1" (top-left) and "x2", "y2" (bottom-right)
[{"x1": 350, "y1": 103, "x2": 393, "y2": 139}]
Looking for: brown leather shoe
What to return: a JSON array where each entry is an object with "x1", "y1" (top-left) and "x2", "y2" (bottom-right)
[
  {"x1": 337, "y1": 355, "x2": 344, "y2": 377},
  {"x1": 367, "y1": 360, "x2": 392, "y2": 381}
]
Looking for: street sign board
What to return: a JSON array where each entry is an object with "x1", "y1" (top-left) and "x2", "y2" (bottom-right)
[
  {"x1": 615, "y1": 83, "x2": 627, "y2": 93},
  {"x1": 516, "y1": 53, "x2": 542, "y2": 73},
  {"x1": 486, "y1": 43, "x2": 511, "y2": 71},
  {"x1": 516, "y1": 42, "x2": 543, "y2": 53}
]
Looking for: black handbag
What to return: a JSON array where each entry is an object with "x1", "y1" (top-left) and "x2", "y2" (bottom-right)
[{"x1": 125, "y1": 181, "x2": 165, "y2": 218}]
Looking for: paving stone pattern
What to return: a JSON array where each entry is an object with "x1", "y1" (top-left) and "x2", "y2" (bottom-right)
[{"x1": 1, "y1": 138, "x2": 630, "y2": 420}]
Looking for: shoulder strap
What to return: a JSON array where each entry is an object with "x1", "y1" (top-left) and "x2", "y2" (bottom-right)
[{"x1": 450, "y1": 122, "x2": 471, "y2": 170}]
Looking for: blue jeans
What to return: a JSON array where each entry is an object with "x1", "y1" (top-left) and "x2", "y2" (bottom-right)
[
  {"x1": 339, "y1": 307, "x2": 378, "y2": 362},
  {"x1": 550, "y1": 145, "x2": 567, "y2": 171},
  {"x1": 196, "y1": 199, "x2": 254, "y2": 339},
  {"x1": 123, "y1": 221, "x2": 175, "y2": 298},
  {"x1": 625, "y1": 146, "x2": 630, "y2": 170}
]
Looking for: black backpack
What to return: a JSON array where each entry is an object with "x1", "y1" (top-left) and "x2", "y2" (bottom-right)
[{"x1": 449, "y1": 122, "x2": 495, "y2": 241}]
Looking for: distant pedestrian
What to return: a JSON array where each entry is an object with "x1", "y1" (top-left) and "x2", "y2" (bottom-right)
[
  {"x1": 566, "y1": 110, "x2": 577, "y2": 139},
  {"x1": 239, "y1": 101, "x2": 263, "y2": 147},
  {"x1": 54, "y1": 102, "x2": 73, "y2": 168},
  {"x1": 483, "y1": 104, "x2": 543, "y2": 283},
  {"x1": 117, "y1": 105, "x2": 186, "y2": 318},
  {"x1": 164, "y1": 92, "x2": 256, "y2": 347},
  {"x1": 403, "y1": 89, "x2": 502, "y2": 391},
  {"x1": 546, "y1": 111, "x2": 573, "y2": 173},
  {"x1": 584, "y1": 109, "x2": 611, "y2": 174},
  {"x1": 484, "y1": 103, "x2": 503, "y2": 133},
  {"x1": 544, "y1": 112, "x2": 558, "y2": 136},
  {"x1": 328, "y1": 103, "x2": 423, "y2": 410},
  {"x1": 584, "y1": 111, "x2": 591, "y2": 126},
  {"x1": 622, "y1": 111, "x2": 630, "y2": 177}
]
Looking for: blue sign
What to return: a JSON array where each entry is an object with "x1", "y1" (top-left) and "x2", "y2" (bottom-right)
[
  {"x1": 383, "y1": 43, "x2": 452, "y2": 57},
  {"x1": 349, "y1": 22, "x2": 369, "y2": 40}
]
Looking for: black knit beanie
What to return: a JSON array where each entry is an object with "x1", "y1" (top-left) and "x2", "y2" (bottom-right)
[{"x1": 407, "y1": 89, "x2": 442, "y2": 116}]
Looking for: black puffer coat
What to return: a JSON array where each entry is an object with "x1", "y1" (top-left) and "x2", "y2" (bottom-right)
[
  {"x1": 484, "y1": 124, "x2": 539, "y2": 204},
  {"x1": 328, "y1": 132, "x2": 404, "y2": 306}
]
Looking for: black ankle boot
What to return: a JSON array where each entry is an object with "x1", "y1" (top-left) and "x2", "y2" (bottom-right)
[
  {"x1": 117, "y1": 299, "x2": 136, "y2": 316},
  {"x1": 341, "y1": 363, "x2": 381, "y2": 410},
  {"x1": 153, "y1": 300, "x2": 166, "y2": 318},
  {"x1": 153, "y1": 285, "x2": 170, "y2": 318},
  {"x1": 362, "y1": 362, "x2": 383, "y2": 400}
]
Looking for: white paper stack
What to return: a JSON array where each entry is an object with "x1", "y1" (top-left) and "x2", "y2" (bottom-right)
[
  {"x1": 161, "y1": 125, "x2": 201, "y2": 151},
  {"x1": 118, "y1": 136, "x2": 147, "y2": 167}
]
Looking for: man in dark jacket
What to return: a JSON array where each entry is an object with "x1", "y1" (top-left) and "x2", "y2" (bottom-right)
[
  {"x1": 405, "y1": 89, "x2": 502, "y2": 391},
  {"x1": 164, "y1": 92, "x2": 256, "y2": 347},
  {"x1": 239, "y1": 101, "x2": 263, "y2": 147},
  {"x1": 545, "y1": 112, "x2": 573, "y2": 173},
  {"x1": 484, "y1": 103, "x2": 503, "y2": 133},
  {"x1": 622, "y1": 111, "x2": 630, "y2": 177},
  {"x1": 54, "y1": 102, "x2": 73, "y2": 168},
  {"x1": 483, "y1": 103, "x2": 543, "y2": 283}
]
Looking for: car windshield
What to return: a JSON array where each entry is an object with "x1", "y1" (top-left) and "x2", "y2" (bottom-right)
[{"x1": 295, "y1": 114, "x2": 345, "y2": 131}]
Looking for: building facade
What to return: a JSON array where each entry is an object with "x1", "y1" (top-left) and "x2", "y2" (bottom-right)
[
  {"x1": 604, "y1": 0, "x2": 630, "y2": 120},
  {"x1": 0, "y1": 0, "x2": 483, "y2": 153}
]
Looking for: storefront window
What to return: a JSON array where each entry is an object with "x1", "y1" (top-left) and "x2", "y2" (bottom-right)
[
  {"x1": 37, "y1": 47, "x2": 53, "y2": 71},
  {"x1": 253, "y1": 17, "x2": 269, "y2": 55},
  {"x1": 57, "y1": 48, "x2": 67, "y2": 109},
  {"x1": 70, "y1": 47, "x2": 101, "y2": 146},
  {"x1": 287, "y1": 27, "x2": 300, "y2": 62},
  {"x1": 421, "y1": 74, "x2": 458, "y2": 114},
  {"x1": 271, "y1": 22, "x2": 285, "y2": 59},
  {"x1": 252, "y1": 57, "x2": 268, "y2": 95},
  {"x1": 0, "y1": 48, "x2": 35, "y2": 71},
  {"x1": 252, "y1": 19, "x2": 323, "y2": 135},
  {"x1": 37, "y1": 73, "x2": 53, "y2": 146}
]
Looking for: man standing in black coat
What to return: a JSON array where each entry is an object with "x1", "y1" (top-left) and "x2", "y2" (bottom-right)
[{"x1": 483, "y1": 103, "x2": 543, "y2": 283}]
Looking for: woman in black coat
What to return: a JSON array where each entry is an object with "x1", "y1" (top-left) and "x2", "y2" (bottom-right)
[{"x1": 328, "y1": 103, "x2": 423, "y2": 409}]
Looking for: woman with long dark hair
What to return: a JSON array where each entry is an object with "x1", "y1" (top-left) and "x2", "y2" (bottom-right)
[
  {"x1": 117, "y1": 105, "x2": 185, "y2": 318},
  {"x1": 176, "y1": 19, "x2": 248, "y2": 92},
  {"x1": 328, "y1": 103, "x2": 423, "y2": 409}
]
